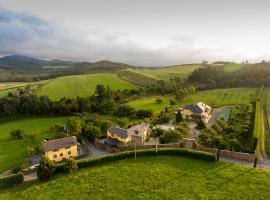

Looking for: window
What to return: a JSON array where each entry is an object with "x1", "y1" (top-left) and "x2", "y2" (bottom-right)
[
  {"x1": 68, "y1": 151, "x2": 71, "y2": 155},
  {"x1": 53, "y1": 154, "x2": 57, "y2": 158},
  {"x1": 60, "y1": 153, "x2": 63, "y2": 157}
]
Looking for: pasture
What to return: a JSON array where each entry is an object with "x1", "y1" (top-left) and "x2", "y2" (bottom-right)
[
  {"x1": 35, "y1": 73, "x2": 140, "y2": 101},
  {"x1": 129, "y1": 64, "x2": 203, "y2": 80},
  {"x1": 0, "y1": 117, "x2": 71, "y2": 173},
  {"x1": 127, "y1": 88, "x2": 256, "y2": 114},
  {"x1": 1, "y1": 156, "x2": 270, "y2": 199}
]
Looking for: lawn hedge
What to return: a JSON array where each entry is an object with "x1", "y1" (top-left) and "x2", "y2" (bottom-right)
[
  {"x1": 55, "y1": 148, "x2": 216, "y2": 172},
  {"x1": 0, "y1": 173, "x2": 24, "y2": 188}
]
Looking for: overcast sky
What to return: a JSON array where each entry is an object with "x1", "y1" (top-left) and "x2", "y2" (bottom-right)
[{"x1": 0, "y1": 0, "x2": 270, "y2": 66}]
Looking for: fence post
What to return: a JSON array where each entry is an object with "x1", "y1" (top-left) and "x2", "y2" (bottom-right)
[{"x1": 253, "y1": 157, "x2": 258, "y2": 168}]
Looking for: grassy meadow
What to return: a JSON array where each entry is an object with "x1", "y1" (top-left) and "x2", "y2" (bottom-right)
[
  {"x1": 36, "y1": 73, "x2": 140, "y2": 101},
  {"x1": 1, "y1": 156, "x2": 270, "y2": 199},
  {"x1": 0, "y1": 117, "x2": 71, "y2": 172},
  {"x1": 127, "y1": 88, "x2": 257, "y2": 114},
  {"x1": 129, "y1": 64, "x2": 203, "y2": 80}
]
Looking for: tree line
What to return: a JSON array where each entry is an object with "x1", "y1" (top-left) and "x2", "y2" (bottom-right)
[{"x1": 188, "y1": 62, "x2": 270, "y2": 90}]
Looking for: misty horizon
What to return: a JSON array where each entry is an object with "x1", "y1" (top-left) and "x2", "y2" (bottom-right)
[{"x1": 1, "y1": 0, "x2": 270, "y2": 66}]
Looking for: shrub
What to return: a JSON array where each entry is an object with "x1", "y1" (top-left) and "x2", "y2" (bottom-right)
[
  {"x1": 136, "y1": 109, "x2": 153, "y2": 119},
  {"x1": 170, "y1": 99, "x2": 176, "y2": 105},
  {"x1": 115, "y1": 105, "x2": 135, "y2": 117},
  {"x1": 10, "y1": 129, "x2": 25, "y2": 140},
  {"x1": 0, "y1": 173, "x2": 24, "y2": 188},
  {"x1": 64, "y1": 157, "x2": 78, "y2": 173},
  {"x1": 76, "y1": 148, "x2": 216, "y2": 169},
  {"x1": 37, "y1": 156, "x2": 56, "y2": 181},
  {"x1": 84, "y1": 125, "x2": 101, "y2": 142},
  {"x1": 196, "y1": 120, "x2": 206, "y2": 130},
  {"x1": 156, "y1": 99, "x2": 162, "y2": 104}
]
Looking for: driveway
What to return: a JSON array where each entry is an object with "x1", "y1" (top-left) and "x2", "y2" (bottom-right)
[{"x1": 82, "y1": 138, "x2": 110, "y2": 157}]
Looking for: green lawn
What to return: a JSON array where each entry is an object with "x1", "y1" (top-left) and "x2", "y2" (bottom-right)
[
  {"x1": 36, "y1": 73, "x2": 140, "y2": 101},
  {"x1": 129, "y1": 64, "x2": 203, "y2": 80},
  {"x1": 127, "y1": 88, "x2": 256, "y2": 114},
  {"x1": 0, "y1": 117, "x2": 71, "y2": 172},
  {"x1": 1, "y1": 156, "x2": 270, "y2": 199}
]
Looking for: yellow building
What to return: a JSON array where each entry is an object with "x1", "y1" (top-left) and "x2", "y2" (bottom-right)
[
  {"x1": 107, "y1": 123, "x2": 150, "y2": 147},
  {"x1": 182, "y1": 102, "x2": 212, "y2": 123},
  {"x1": 43, "y1": 136, "x2": 79, "y2": 162}
]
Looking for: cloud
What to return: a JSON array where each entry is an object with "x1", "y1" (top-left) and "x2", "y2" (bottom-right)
[
  {"x1": 0, "y1": 8, "x2": 247, "y2": 66},
  {"x1": 0, "y1": 9, "x2": 54, "y2": 55}
]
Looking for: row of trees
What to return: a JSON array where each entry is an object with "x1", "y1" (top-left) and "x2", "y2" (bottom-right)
[{"x1": 189, "y1": 62, "x2": 270, "y2": 89}]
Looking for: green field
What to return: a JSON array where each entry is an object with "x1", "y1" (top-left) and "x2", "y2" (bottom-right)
[
  {"x1": 0, "y1": 117, "x2": 71, "y2": 172},
  {"x1": 1, "y1": 156, "x2": 270, "y2": 199},
  {"x1": 117, "y1": 70, "x2": 157, "y2": 86},
  {"x1": 223, "y1": 63, "x2": 244, "y2": 72},
  {"x1": 42, "y1": 65, "x2": 71, "y2": 69},
  {"x1": 127, "y1": 88, "x2": 256, "y2": 114},
  {"x1": 129, "y1": 64, "x2": 203, "y2": 80},
  {"x1": 36, "y1": 73, "x2": 140, "y2": 101}
]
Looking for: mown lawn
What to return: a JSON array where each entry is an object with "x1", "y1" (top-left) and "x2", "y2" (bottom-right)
[
  {"x1": 1, "y1": 156, "x2": 270, "y2": 199},
  {"x1": 0, "y1": 117, "x2": 71, "y2": 172},
  {"x1": 127, "y1": 88, "x2": 256, "y2": 114},
  {"x1": 36, "y1": 73, "x2": 140, "y2": 101}
]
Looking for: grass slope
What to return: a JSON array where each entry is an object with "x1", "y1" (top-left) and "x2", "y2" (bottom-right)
[
  {"x1": 129, "y1": 64, "x2": 203, "y2": 80},
  {"x1": 1, "y1": 156, "x2": 270, "y2": 199},
  {"x1": 36, "y1": 73, "x2": 140, "y2": 101},
  {"x1": 117, "y1": 70, "x2": 157, "y2": 86},
  {"x1": 127, "y1": 88, "x2": 256, "y2": 113},
  {"x1": 0, "y1": 117, "x2": 71, "y2": 172},
  {"x1": 223, "y1": 63, "x2": 244, "y2": 72}
]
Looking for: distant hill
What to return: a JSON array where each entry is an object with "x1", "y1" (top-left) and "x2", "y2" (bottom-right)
[
  {"x1": 72, "y1": 60, "x2": 132, "y2": 71},
  {"x1": 0, "y1": 55, "x2": 78, "y2": 70}
]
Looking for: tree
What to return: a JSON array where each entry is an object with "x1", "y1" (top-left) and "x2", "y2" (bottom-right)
[
  {"x1": 176, "y1": 110, "x2": 183, "y2": 123},
  {"x1": 151, "y1": 128, "x2": 164, "y2": 138},
  {"x1": 64, "y1": 157, "x2": 78, "y2": 173},
  {"x1": 165, "y1": 106, "x2": 168, "y2": 112},
  {"x1": 136, "y1": 109, "x2": 153, "y2": 119},
  {"x1": 169, "y1": 99, "x2": 176, "y2": 105},
  {"x1": 115, "y1": 105, "x2": 135, "y2": 117},
  {"x1": 10, "y1": 129, "x2": 25, "y2": 140},
  {"x1": 67, "y1": 118, "x2": 82, "y2": 137},
  {"x1": 37, "y1": 156, "x2": 56, "y2": 181},
  {"x1": 196, "y1": 120, "x2": 206, "y2": 130},
  {"x1": 84, "y1": 125, "x2": 101, "y2": 142}
]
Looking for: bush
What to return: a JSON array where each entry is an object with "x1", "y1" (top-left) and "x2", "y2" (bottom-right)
[
  {"x1": 76, "y1": 149, "x2": 215, "y2": 169},
  {"x1": 37, "y1": 156, "x2": 56, "y2": 181},
  {"x1": 10, "y1": 129, "x2": 25, "y2": 140},
  {"x1": 0, "y1": 173, "x2": 24, "y2": 188},
  {"x1": 170, "y1": 99, "x2": 176, "y2": 105},
  {"x1": 54, "y1": 148, "x2": 216, "y2": 174},
  {"x1": 84, "y1": 125, "x2": 101, "y2": 142},
  {"x1": 64, "y1": 157, "x2": 78, "y2": 173},
  {"x1": 156, "y1": 99, "x2": 162, "y2": 104},
  {"x1": 136, "y1": 109, "x2": 153, "y2": 119},
  {"x1": 115, "y1": 105, "x2": 135, "y2": 117}
]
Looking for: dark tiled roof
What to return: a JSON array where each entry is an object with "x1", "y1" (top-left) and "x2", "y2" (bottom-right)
[
  {"x1": 184, "y1": 104, "x2": 203, "y2": 113},
  {"x1": 108, "y1": 127, "x2": 128, "y2": 138},
  {"x1": 43, "y1": 136, "x2": 77, "y2": 152}
]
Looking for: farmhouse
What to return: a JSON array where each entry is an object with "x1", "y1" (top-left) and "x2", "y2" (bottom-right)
[
  {"x1": 181, "y1": 102, "x2": 212, "y2": 123},
  {"x1": 107, "y1": 123, "x2": 150, "y2": 147},
  {"x1": 43, "y1": 136, "x2": 79, "y2": 162}
]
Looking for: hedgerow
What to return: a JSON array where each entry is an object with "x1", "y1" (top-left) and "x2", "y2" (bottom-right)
[
  {"x1": 0, "y1": 173, "x2": 24, "y2": 188},
  {"x1": 55, "y1": 148, "x2": 216, "y2": 172}
]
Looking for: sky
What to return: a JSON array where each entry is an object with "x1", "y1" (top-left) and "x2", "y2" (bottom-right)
[{"x1": 0, "y1": 0, "x2": 270, "y2": 66}]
